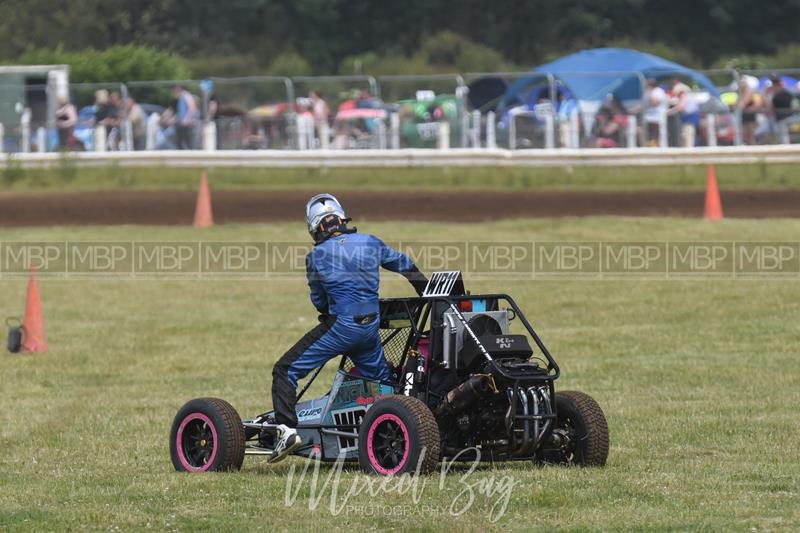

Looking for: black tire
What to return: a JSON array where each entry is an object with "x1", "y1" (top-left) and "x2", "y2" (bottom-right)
[
  {"x1": 551, "y1": 390, "x2": 609, "y2": 466},
  {"x1": 358, "y1": 396, "x2": 440, "y2": 475},
  {"x1": 170, "y1": 397, "x2": 246, "y2": 472}
]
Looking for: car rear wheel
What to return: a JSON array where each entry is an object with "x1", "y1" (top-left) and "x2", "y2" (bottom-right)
[
  {"x1": 546, "y1": 390, "x2": 609, "y2": 466},
  {"x1": 358, "y1": 396, "x2": 440, "y2": 475}
]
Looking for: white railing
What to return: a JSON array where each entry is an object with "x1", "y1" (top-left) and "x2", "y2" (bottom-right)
[{"x1": 5, "y1": 144, "x2": 800, "y2": 169}]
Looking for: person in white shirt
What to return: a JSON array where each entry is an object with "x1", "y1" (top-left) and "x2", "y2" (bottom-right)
[
  {"x1": 644, "y1": 78, "x2": 667, "y2": 146},
  {"x1": 668, "y1": 80, "x2": 700, "y2": 147}
]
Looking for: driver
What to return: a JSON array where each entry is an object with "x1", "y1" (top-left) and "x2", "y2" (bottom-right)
[{"x1": 269, "y1": 193, "x2": 428, "y2": 462}]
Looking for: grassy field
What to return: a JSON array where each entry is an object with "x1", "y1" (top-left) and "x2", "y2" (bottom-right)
[
  {"x1": 1, "y1": 217, "x2": 799, "y2": 531},
  {"x1": 4, "y1": 159, "x2": 800, "y2": 192}
]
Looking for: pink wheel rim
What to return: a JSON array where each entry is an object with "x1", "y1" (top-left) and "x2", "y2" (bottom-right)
[
  {"x1": 366, "y1": 413, "x2": 410, "y2": 475},
  {"x1": 176, "y1": 412, "x2": 219, "y2": 472}
]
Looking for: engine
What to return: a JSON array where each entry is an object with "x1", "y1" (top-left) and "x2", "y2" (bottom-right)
[{"x1": 424, "y1": 303, "x2": 555, "y2": 459}]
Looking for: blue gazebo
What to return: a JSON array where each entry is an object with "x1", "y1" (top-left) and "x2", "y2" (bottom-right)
[{"x1": 501, "y1": 48, "x2": 721, "y2": 109}]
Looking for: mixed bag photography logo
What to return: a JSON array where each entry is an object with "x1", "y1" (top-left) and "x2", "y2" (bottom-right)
[{"x1": 284, "y1": 447, "x2": 519, "y2": 522}]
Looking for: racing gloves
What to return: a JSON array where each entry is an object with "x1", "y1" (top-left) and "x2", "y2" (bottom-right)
[{"x1": 402, "y1": 265, "x2": 429, "y2": 296}]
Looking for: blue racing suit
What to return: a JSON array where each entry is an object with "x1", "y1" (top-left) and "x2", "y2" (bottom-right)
[{"x1": 271, "y1": 231, "x2": 425, "y2": 427}]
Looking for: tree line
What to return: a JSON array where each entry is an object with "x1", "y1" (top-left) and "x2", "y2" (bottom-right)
[{"x1": 2, "y1": 0, "x2": 800, "y2": 82}]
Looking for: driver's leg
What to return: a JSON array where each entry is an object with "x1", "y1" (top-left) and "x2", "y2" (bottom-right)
[
  {"x1": 270, "y1": 315, "x2": 346, "y2": 463},
  {"x1": 346, "y1": 315, "x2": 391, "y2": 382},
  {"x1": 271, "y1": 315, "x2": 339, "y2": 427}
]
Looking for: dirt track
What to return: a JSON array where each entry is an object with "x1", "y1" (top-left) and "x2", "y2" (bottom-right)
[{"x1": 1, "y1": 189, "x2": 800, "y2": 226}]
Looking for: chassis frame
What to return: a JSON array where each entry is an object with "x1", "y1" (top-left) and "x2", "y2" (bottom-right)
[{"x1": 241, "y1": 292, "x2": 564, "y2": 462}]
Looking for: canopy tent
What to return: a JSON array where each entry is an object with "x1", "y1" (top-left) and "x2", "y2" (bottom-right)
[{"x1": 501, "y1": 48, "x2": 721, "y2": 110}]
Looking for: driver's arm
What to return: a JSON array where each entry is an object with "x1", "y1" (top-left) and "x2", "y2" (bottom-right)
[
  {"x1": 306, "y1": 252, "x2": 328, "y2": 313},
  {"x1": 374, "y1": 237, "x2": 428, "y2": 295}
]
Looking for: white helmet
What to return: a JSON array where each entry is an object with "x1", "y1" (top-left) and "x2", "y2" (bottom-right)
[{"x1": 305, "y1": 193, "x2": 346, "y2": 237}]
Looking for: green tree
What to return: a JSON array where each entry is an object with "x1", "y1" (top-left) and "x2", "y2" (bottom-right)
[{"x1": 18, "y1": 45, "x2": 190, "y2": 83}]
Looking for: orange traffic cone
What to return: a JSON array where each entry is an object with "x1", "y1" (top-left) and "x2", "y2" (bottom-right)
[
  {"x1": 193, "y1": 171, "x2": 214, "y2": 228},
  {"x1": 704, "y1": 164, "x2": 724, "y2": 220},
  {"x1": 21, "y1": 268, "x2": 47, "y2": 353}
]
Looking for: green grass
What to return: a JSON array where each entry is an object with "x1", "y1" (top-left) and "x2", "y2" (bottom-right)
[
  {"x1": 1, "y1": 218, "x2": 800, "y2": 531},
  {"x1": 3, "y1": 160, "x2": 800, "y2": 192}
]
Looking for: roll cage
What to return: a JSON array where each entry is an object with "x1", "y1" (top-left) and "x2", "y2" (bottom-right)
[{"x1": 293, "y1": 293, "x2": 561, "y2": 405}]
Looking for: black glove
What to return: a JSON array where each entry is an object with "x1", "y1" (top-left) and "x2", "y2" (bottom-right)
[{"x1": 402, "y1": 265, "x2": 429, "y2": 296}]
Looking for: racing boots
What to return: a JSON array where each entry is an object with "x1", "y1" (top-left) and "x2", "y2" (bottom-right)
[{"x1": 269, "y1": 424, "x2": 302, "y2": 463}]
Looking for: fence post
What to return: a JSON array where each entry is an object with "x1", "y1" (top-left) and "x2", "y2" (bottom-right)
[
  {"x1": 570, "y1": 109, "x2": 580, "y2": 148},
  {"x1": 377, "y1": 120, "x2": 387, "y2": 149},
  {"x1": 36, "y1": 127, "x2": 46, "y2": 153},
  {"x1": 203, "y1": 121, "x2": 217, "y2": 151},
  {"x1": 0, "y1": 123, "x2": 4, "y2": 153},
  {"x1": 319, "y1": 122, "x2": 330, "y2": 150},
  {"x1": 21, "y1": 108, "x2": 31, "y2": 153},
  {"x1": 307, "y1": 117, "x2": 315, "y2": 149},
  {"x1": 123, "y1": 120, "x2": 134, "y2": 151},
  {"x1": 544, "y1": 112, "x2": 555, "y2": 149},
  {"x1": 471, "y1": 110, "x2": 481, "y2": 148},
  {"x1": 509, "y1": 114, "x2": 516, "y2": 151},
  {"x1": 486, "y1": 111, "x2": 496, "y2": 149},
  {"x1": 121, "y1": 84, "x2": 133, "y2": 151},
  {"x1": 460, "y1": 113, "x2": 469, "y2": 148},
  {"x1": 437, "y1": 121, "x2": 450, "y2": 150},
  {"x1": 626, "y1": 115, "x2": 638, "y2": 148},
  {"x1": 390, "y1": 112, "x2": 400, "y2": 149},
  {"x1": 296, "y1": 115, "x2": 307, "y2": 150},
  {"x1": 95, "y1": 125, "x2": 107, "y2": 152},
  {"x1": 658, "y1": 108, "x2": 668, "y2": 147},
  {"x1": 706, "y1": 114, "x2": 717, "y2": 147},
  {"x1": 145, "y1": 113, "x2": 159, "y2": 150}
]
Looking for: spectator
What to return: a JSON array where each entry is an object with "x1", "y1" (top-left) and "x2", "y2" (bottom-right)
[
  {"x1": 94, "y1": 89, "x2": 111, "y2": 126},
  {"x1": 109, "y1": 91, "x2": 122, "y2": 123},
  {"x1": 107, "y1": 91, "x2": 123, "y2": 150},
  {"x1": 127, "y1": 97, "x2": 146, "y2": 150},
  {"x1": 332, "y1": 121, "x2": 350, "y2": 149},
  {"x1": 173, "y1": 84, "x2": 198, "y2": 149},
  {"x1": 356, "y1": 89, "x2": 377, "y2": 108},
  {"x1": 309, "y1": 89, "x2": 330, "y2": 142},
  {"x1": 643, "y1": 78, "x2": 667, "y2": 146},
  {"x1": 668, "y1": 80, "x2": 700, "y2": 147},
  {"x1": 55, "y1": 95, "x2": 78, "y2": 150},
  {"x1": 297, "y1": 99, "x2": 315, "y2": 149},
  {"x1": 770, "y1": 76, "x2": 795, "y2": 120},
  {"x1": 157, "y1": 99, "x2": 178, "y2": 150},
  {"x1": 739, "y1": 77, "x2": 760, "y2": 145},
  {"x1": 592, "y1": 96, "x2": 628, "y2": 148}
]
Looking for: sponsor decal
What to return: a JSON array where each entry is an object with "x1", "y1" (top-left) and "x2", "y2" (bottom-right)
[
  {"x1": 355, "y1": 394, "x2": 387, "y2": 406},
  {"x1": 496, "y1": 337, "x2": 513, "y2": 349},
  {"x1": 297, "y1": 407, "x2": 324, "y2": 421}
]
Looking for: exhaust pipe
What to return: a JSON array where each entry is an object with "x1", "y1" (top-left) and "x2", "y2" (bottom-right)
[{"x1": 435, "y1": 375, "x2": 491, "y2": 416}]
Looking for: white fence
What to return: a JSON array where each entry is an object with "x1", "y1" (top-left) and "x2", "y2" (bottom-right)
[{"x1": 5, "y1": 144, "x2": 800, "y2": 169}]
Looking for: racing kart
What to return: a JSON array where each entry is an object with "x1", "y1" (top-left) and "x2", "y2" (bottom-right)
[{"x1": 170, "y1": 271, "x2": 609, "y2": 474}]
